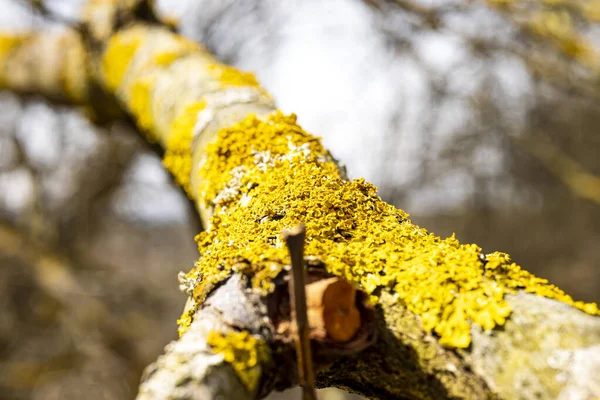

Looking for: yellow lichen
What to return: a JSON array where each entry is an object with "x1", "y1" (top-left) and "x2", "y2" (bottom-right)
[
  {"x1": 151, "y1": 37, "x2": 199, "y2": 66},
  {"x1": 207, "y1": 330, "x2": 269, "y2": 393},
  {"x1": 153, "y1": 51, "x2": 183, "y2": 66},
  {"x1": 0, "y1": 34, "x2": 28, "y2": 86},
  {"x1": 163, "y1": 151, "x2": 193, "y2": 193},
  {"x1": 102, "y1": 27, "x2": 225, "y2": 147},
  {"x1": 207, "y1": 63, "x2": 260, "y2": 88},
  {"x1": 0, "y1": 33, "x2": 25, "y2": 51},
  {"x1": 128, "y1": 74, "x2": 157, "y2": 141},
  {"x1": 0, "y1": 34, "x2": 26, "y2": 62},
  {"x1": 197, "y1": 111, "x2": 333, "y2": 208},
  {"x1": 484, "y1": 252, "x2": 600, "y2": 314},
  {"x1": 176, "y1": 307, "x2": 194, "y2": 337},
  {"x1": 178, "y1": 111, "x2": 599, "y2": 348},
  {"x1": 162, "y1": 100, "x2": 206, "y2": 193},
  {"x1": 102, "y1": 28, "x2": 144, "y2": 91}
]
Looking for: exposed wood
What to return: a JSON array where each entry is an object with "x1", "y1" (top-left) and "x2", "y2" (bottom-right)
[{"x1": 305, "y1": 277, "x2": 361, "y2": 343}]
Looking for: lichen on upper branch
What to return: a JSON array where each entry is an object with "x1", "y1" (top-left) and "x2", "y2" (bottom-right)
[
  {"x1": 100, "y1": 24, "x2": 269, "y2": 144},
  {"x1": 0, "y1": 30, "x2": 90, "y2": 102},
  {"x1": 99, "y1": 24, "x2": 274, "y2": 193}
]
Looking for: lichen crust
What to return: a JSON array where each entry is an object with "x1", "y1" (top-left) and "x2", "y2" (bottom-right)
[
  {"x1": 179, "y1": 111, "x2": 599, "y2": 349},
  {"x1": 207, "y1": 330, "x2": 269, "y2": 393},
  {"x1": 101, "y1": 25, "x2": 264, "y2": 144}
]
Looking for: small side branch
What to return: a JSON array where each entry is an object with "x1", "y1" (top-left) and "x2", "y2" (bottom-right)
[{"x1": 284, "y1": 225, "x2": 317, "y2": 400}]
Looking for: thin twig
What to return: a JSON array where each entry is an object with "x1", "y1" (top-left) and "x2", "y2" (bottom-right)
[{"x1": 283, "y1": 224, "x2": 317, "y2": 400}]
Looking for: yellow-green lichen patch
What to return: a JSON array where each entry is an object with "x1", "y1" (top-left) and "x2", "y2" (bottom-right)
[
  {"x1": 162, "y1": 100, "x2": 206, "y2": 193},
  {"x1": 207, "y1": 63, "x2": 260, "y2": 88},
  {"x1": 176, "y1": 307, "x2": 194, "y2": 337},
  {"x1": 119, "y1": 34, "x2": 200, "y2": 143},
  {"x1": 140, "y1": 33, "x2": 201, "y2": 70},
  {"x1": 180, "y1": 111, "x2": 599, "y2": 348},
  {"x1": 151, "y1": 36, "x2": 200, "y2": 67},
  {"x1": 0, "y1": 34, "x2": 28, "y2": 85},
  {"x1": 102, "y1": 27, "x2": 145, "y2": 91},
  {"x1": 128, "y1": 74, "x2": 157, "y2": 141},
  {"x1": 0, "y1": 34, "x2": 27, "y2": 56},
  {"x1": 484, "y1": 252, "x2": 599, "y2": 315},
  {"x1": 153, "y1": 50, "x2": 185, "y2": 67},
  {"x1": 207, "y1": 330, "x2": 269, "y2": 393},
  {"x1": 196, "y1": 111, "x2": 333, "y2": 208}
]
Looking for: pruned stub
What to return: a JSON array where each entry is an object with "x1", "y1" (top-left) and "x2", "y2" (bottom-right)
[{"x1": 266, "y1": 262, "x2": 377, "y2": 360}]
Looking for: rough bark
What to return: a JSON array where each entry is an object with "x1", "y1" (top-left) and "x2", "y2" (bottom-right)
[
  {"x1": 1, "y1": 2, "x2": 599, "y2": 399},
  {"x1": 137, "y1": 275, "x2": 265, "y2": 400}
]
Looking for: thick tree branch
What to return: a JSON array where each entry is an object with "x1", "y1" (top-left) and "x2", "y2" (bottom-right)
[{"x1": 1, "y1": 2, "x2": 599, "y2": 399}]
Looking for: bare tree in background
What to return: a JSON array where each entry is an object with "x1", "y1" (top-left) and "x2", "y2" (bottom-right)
[{"x1": 1, "y1": 1, "x2": 600, "y2": 399}]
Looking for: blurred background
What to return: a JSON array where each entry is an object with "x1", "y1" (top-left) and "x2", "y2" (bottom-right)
[{"x1": 1, "y1": 0, "x2": 599, "y2": 399}]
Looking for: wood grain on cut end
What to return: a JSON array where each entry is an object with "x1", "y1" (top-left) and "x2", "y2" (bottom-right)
[{"x1": 306, "y1": 277, "x2": 361, "y2": 342}]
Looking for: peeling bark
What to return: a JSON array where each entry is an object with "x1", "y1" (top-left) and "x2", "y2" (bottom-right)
[{"x1": 137, "y1": 275, "x2": 263, "y2": 400}]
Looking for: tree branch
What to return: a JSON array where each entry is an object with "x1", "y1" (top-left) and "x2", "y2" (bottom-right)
[
  {"x1": 137, "y1": 274, "x2": 267, "y2": 400},
  {"x1": 1, "y1": 2, "x2": 599, "y2": 399}
]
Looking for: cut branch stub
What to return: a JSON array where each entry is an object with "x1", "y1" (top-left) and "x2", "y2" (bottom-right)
[
  {"x1": 270, "y1": 264, "x2": 376, "y2": 354},
  {"x1": 306, "y1": 277, "x2": 361, "y2": 343}
]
